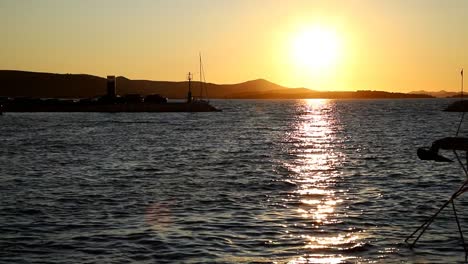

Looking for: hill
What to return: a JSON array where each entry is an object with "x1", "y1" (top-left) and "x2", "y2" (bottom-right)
[
  {"x1": 229, "y1": 89, "x2": 432, "y2": 99},
  {"x1": 0, "y1": 70, "x2": 433, "y2": 99},
  {"x1": 409, "y1": 90, "x2": 458, "y2": 98},
  {"x1": 0, "y1": 71, "x2": 106, "y2": 98}
]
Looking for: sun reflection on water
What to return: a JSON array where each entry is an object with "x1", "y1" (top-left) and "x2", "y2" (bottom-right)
[
  {"x1": 281, "y1": 99, "x2": 362, "y2": 263},
  {"x1": 287, "y1": 255, "x2": 354, "y2": 264}
]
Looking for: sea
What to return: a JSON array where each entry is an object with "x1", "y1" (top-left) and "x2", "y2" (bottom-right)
[{"x1": 2, "y1": 99, "x2": 468, "y2": 263}]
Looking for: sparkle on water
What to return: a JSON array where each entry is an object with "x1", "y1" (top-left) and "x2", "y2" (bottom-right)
[{"x1": 2, "y1": 99, "x2": 468, "y2": 263}]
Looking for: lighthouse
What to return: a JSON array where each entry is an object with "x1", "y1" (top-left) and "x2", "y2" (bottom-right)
[{"x1": 107, "y1": 75, "x2": 116, "y2": 98}]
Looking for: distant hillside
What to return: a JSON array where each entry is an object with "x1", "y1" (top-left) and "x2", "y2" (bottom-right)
[
  {"x1": 115, "y1": 78, "x2": 286, "y2": 99},
  {"x1": 229, "y1": 89, "x2": 433, "y2": 99},
  {"x1": 446, "y1": 92, "x2": 468, "y2": 98},
  {"x1": 0, "y1": 70, "x2": 106, "y2": 98},
  {"x1": 0, "y1": 71, "x2": 284, "y2": 99},
  {"x1": 410, "y1": 90, "x2": 458, "y2": 98},
  {"x1": 0, "y1": 70, "x2": 433, "y2": 99}
]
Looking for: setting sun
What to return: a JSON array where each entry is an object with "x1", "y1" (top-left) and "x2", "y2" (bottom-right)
[
  {"x1": 3, "y1": 1, "x2": 468, "y2": 263},
  {"x1": 291, "y1": 26, "x2": 341, "y2": 73}
]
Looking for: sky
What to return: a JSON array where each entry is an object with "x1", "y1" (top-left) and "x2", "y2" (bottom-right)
[{"x1": 1, "y1": 0, "x2": 468, "y2": 92}]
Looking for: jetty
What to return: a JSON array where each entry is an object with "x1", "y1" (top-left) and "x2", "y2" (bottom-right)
[{"x1": 1, "y1": 75, "x2": 220, "y2": 113}]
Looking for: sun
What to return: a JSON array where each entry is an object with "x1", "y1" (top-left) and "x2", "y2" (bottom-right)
[{"x1": 291, "y1": 26, "x2": 341, "y2": 72}]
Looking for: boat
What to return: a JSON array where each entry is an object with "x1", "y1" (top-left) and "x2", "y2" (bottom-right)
[
  {"x1": 407, "y1": 69, "x2": 468, "y2": 260},
  {"x1": 2, "y1": 58, "x2": 220, "y2": 113},
  {"x1": 445, "y1": 69, "x2": 466, "y2": 112}
]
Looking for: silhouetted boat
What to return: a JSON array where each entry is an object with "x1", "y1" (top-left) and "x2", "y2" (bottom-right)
[
  {"x1": 445, "y1": 100, "x2": 468, "y2": 112},
  {"x1": 408, "y1": 70, "x2": 468, "y2": 258},
  {"x1": 445, "y1": 69, "x2": 466, "y2": 112}
]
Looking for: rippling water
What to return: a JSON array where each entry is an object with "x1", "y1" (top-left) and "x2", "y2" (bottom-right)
[{"x1": 2, "y1": 99, "x2": 468, "y2": 263}]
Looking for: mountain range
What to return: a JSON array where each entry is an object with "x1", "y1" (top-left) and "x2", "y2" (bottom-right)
[
  {"x1": 0, "y1": 70, "x2": 435, "y2": 99},
  {"x1": 409, "y1": 90, "x2": 459, "y2": 98}
]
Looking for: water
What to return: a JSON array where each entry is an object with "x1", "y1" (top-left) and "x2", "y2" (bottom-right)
[{"x1": 2, "y1": 99, "x2": 468, "y2": 263}]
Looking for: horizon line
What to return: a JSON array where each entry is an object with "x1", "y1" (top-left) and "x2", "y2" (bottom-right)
[{"x1": 0, "y1": 68, "x2": 460, "y2": 94}]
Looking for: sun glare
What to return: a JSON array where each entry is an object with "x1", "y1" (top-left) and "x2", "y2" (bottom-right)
[{"x1": 291, "y1": 26, "x2": 341, "y2": 72}]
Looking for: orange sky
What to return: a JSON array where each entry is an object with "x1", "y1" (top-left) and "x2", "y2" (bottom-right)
[{"x1": 1, "y1": 0, "x2": 467, "y2": 92}]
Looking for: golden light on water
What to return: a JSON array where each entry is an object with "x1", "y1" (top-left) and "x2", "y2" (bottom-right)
[
  {"x1": 304, "y1": 234, "x2": 361, "y2": 250},
  {"x1": 145, "y1": 201, "x2": 174, "y2": 234},
  {"x1": 282, "y1": 99, "x2": 362, "y2": 263},
  {"x1": 287, "y1": 255, "x2": 353, "y2": 264}
]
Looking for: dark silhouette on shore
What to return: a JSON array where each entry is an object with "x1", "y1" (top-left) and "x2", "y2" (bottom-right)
[{"x1": 1, "y1": 74, "x2": 219, "y2": 112}]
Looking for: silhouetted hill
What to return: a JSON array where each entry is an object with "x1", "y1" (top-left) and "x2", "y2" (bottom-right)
[
  {"x1": 446, "y1": 93, "x2": 468, "y2": 98},
  {"x1": 409, "y1": 90, "x2": 458, "y2": 98},
  {"x1": 0, "y1": 70, "x2": 433, "y2": 99},
  {"x1": 114, "y1": 77, "x2": 286, "y2": 99},
  {"x1": 229, "y1": 89, "x2": 433, "y2": 99},
  {"x1": 0, "y1": 70, "x2": 106, "y2": 98}
]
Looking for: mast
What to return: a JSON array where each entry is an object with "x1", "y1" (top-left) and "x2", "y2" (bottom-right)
[
  {"x1": 456, "y1": 68, "x2": 464, "y2": 136},
  {"x1": 199, "y1": 52, "x2": 209, "y2": 102}
]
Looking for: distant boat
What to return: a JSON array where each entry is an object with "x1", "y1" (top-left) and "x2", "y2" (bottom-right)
[
  {"x1": 445, "y1": 69, "x2": 466, "y2": 112},
  {"x1": 445, "y1": 100, "x2": 468, "y2": 112}
]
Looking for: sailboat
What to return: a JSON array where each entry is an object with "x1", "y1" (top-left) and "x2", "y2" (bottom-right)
[
  {"x1": 406, "y1": 69, "x2": 468, "y2": 260},
  {"x1": 189, "y1": 53, "x2": 211, "y2": 105},
  {"x1": 445, "y1": 69, "x2": 466, "y2": 112},
  {"x1": 183, "y1": 54, "x2": 219, "y2": 111}
]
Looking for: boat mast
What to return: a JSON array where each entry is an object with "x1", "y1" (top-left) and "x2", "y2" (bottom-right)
[
  {"x1": 456, "y1": 68, "x2": 464, "y2": 136},
  {"x1": 199, "y1": 52, "x2": 209, "y2": 101},
  {"x1": 462, "y1": 68, "x2": 464, "y2": 99}
]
